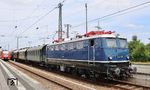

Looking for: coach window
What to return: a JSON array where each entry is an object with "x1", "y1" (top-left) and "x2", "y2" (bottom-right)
[
  {"x1": 89, "y1": 39, "x2": 95, "y2": 47},
  {"x1": 68, "y1": 43, "x2": 74, "y2": 50},
  {"x1": 47, "y1": 46, "x2": 50, "y2": 50},
  {"x1": 55, "y1": 45, "x2": 59, "y2": 50},
  {"x1": 60, "y1": 44, "x2": 62, "y2": 50},
  {"x1": 77, "y1": 41, "x2": 83, "y2": 49},
  {"x1": 73, "y1": 42, "x2": 76, "y2": 49},
  {"x1": 51, "y1": 46, "x2": 54, "y2": 51},
  {"x1": 61, "y1": 44, "x2": 65, "y2": 50},
  {"x1": 65, "y1": 44, "x2": 68, "y2": 50},
  {"x1": 53, "y1": 46, "x2": 55, "y2": 51},
  {"x1": 83, "y1": 40, "x2": 88, "y2": 48},
  {"x1": 51, "y1": 46, "x2": 53, "y2": 51},
  {"x1": 48, "y1": 46, "x2": 51, "y2": 51}
]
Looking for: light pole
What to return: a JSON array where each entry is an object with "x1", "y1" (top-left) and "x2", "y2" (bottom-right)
[
  {"x1": 16, "y1": 36, "x2": 19, "y2": 50},
  {"x1": 15, "y1": 26, "x2": 19, "y2": 50},
  {"x1": 85, "y1": 3, "x2": 88, "y2": 34},
  {"x1": 64, "y1": 24, "x2": 71, "y2": 38}
]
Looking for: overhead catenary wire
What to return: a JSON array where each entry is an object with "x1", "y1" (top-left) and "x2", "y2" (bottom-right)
[
  {"x1": 19, "y1": 0, "x2": 67, "y2": 36},
  {"x1": 19, "y1": 6, "x2": 58, "y2": 35},
  {"x1": 72, "y1": 0, "x2": 150, "y2": 28},
  {"x1": 63, "y1": 0, "x2": 106, "y2": 19},
  {"x1": 6, "y1": 0, "x2": 67, "y2": 49},
  {"x1": 24, "y1": 0, "x2": 47, "y2": 19},
  {"x1": 6, "y1": 7, "x2": 58, "y2": 49},
  {"x1": 0, "y1": 0, "x2": 47, "y2": 22},
  {"x1": 8, "y1": 0, "x2": 51, "y2": 37},
  {"x1": 0, "y1": 15, "x2": 41, "y2": 23},
  {"x1": 101, "y1": 3, "x2": 150, "y2": 22}
]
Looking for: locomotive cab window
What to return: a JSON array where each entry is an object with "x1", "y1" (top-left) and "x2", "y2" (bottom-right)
[
  {"x1": 106, "y1": 38, "x2": 117, "y2": 48},
  {"x1": 119, "y1": 38, "x2": 128, "y2": 48},
  {"x1": 89, "y1": 39, "x2": 95, "y2": 46}
]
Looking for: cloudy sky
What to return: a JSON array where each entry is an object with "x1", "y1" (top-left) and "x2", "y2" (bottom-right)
[{"x1": 0, "y1": 0, "x2": 150, "y2": 50}]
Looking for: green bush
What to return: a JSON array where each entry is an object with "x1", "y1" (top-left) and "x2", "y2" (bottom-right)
[{"x1": 128, "y1": 35, "x2": 150, "y2": 62}]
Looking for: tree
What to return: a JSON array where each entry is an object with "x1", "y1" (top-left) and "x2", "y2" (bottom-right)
[
  {"x1": 128, "y1": 35, "x2": 140, "y2": 61},
  {"x1": 128, "y1": 35, "x2": 147, "y2": 62},
  {"x1": 132, "y1": 35, "x2": 137, "y2": 41},
  {"x1": 132, "y1": 43, "x2": 146, "y2": 61},
  {"x1": 145, "y1": 43, "x2": 150, "y2": 61}
]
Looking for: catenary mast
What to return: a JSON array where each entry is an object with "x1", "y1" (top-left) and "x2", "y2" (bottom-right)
[{"x1": 58, "y1": 3, "x2": 63, "y2": 40}]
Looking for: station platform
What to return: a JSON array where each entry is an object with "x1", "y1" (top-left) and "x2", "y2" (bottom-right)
[
  {"x1": 133, "y1": 64, "x2": 150, "y2": 74},
  {"x1": 0, "y1": 60, "x2": 45, "y2": 90}
]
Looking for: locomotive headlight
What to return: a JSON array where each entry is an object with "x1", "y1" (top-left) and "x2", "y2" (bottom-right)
[
  {"x1": 126, "y1": 56, "x2": 129, "y2": 60},
  {"x1": 108, "y1": 57, "x2": 112, "y2": 60}
]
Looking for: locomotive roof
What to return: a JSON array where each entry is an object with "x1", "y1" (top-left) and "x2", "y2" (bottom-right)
[{"x1": 50, "y1": 34, "x2": 126, "y2": 45}]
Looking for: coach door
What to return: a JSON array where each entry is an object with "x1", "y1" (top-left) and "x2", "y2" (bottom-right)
[{"x1": 88, "y1": 39, "x2": 95, "y2": 65}]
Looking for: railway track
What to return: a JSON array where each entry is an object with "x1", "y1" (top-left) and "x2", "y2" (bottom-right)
[
  {"x1": 8, "y1": 61, "x2": 150, "y2": 90},
  {"x1": 136, "y1": 72, "x2": 150, "y2": 76},
  {"x1": 8, "y1": 61, "x2": 73, "y2": 90},
  {"x1": 8, "y1": 61, "x2": 97, "y2": 90},
  {"x1": 109, "y1": 80, "x2": 150, "y2": 90}
]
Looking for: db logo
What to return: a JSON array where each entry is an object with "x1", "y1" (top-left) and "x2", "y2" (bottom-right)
[{"x1": 7, "y1": 78, "x2": 18, "y2": 86}]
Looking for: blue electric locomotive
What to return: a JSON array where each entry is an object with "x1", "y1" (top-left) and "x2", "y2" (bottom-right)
[{"x1": 46, "y1": 31, "x2": 136, "y2": 79}]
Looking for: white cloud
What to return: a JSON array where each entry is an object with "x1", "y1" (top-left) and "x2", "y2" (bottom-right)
[
  {"x1": 0, "y1": 0, "x2": 33, "y2": 5},
  {"x1": 126, "y1": 24, "x2": 144, "y2": 29},
  {"x1": 14, "y1": 0, "x2": 36, "y2": 4}
]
